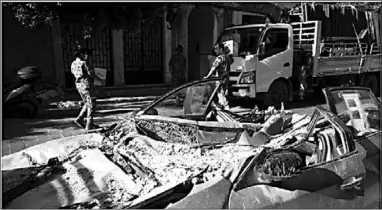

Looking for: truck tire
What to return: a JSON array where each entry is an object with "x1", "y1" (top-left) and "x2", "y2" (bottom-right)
[
  {"x1": 362, "y1": 74, "x2": 379, "y2": 96},
  {"x1": 265, "y1": 80, "x2": 288, "y2": 108}
]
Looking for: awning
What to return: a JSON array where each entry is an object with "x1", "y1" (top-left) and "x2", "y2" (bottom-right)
[{"x1": 212, "y1": 3, "x2": 295, "y2": 22}]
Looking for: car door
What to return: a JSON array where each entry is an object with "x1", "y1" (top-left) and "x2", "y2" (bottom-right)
[
  {"x1": 139, "y1": 79, "x2": 221, "y2": 120},
  {"x1": 228, "y1": 106, "x2": 366, "y2": 209},
  {"x1": 323, "y1": 86, "x2": 381, "y2": 208},
  {"x1": 255, "y1": 26, "x2": 293, "y2": 93},
  {"x1": 135, "y1": 78, "x2": 246, "y2": 146},
  {"x1": 134, "y1": 79, "x2": 220, "y2": 144}
]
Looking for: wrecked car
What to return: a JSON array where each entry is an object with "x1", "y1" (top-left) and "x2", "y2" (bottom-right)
[
  {"x1": 119, "y1": 84, "x2": 380, "y2": 209},
  {"x1": 2, "y1": 79, "x2": 380, "y2": 209},
  {"x1": 130, "y1": 77, "x2": 287, "y2": 146}
]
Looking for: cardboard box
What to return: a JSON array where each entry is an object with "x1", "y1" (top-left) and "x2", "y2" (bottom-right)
[
  {"x1": 94, "y1": 68, "x2": 107, "y2": 86},
  {"x1": 223, "y1": 40, "x2": 239, "y2": 57}
]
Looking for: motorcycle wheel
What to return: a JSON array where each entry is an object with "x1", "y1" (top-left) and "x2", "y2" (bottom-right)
[{"x1": 16, "y1": 100, "x2": 39, "y2": 118}]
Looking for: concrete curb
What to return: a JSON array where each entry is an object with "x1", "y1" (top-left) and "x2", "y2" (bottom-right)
[
  {"x1": 45, "y1": 96, "x2": 159, "y2": 111},
  {"x1": 56, "y1": 86, "x2": 172, "y2": 104},
  {"x1": 50, "y1": 96, "x2": 159, "y2": 105},
  {"x1": 42, "y1": 107, "x2": 141, "y2": 117},
  {"x1": 96, "y1": 96, "x2": 159, "y2": 104}
]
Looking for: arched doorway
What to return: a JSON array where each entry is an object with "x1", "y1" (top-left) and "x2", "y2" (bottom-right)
[{"x1": 188, "y1": 4, "x2": 214, "y2": 81}]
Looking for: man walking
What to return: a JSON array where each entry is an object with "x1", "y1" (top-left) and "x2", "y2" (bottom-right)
[
  {"x1": 71, "y1": 44, "x2": 101, "y2": 130},
  {"x1": 204, "y1": 43, "x2": 233, "y2": 110},
  {"x1": 169, "y1": 45, "x2": 187, "y2": 87}
]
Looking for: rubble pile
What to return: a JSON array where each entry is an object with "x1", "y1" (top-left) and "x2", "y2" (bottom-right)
[
  {"x1": 249, "y1": 105, "x2": 291, "y2": 122},
  {"x1": 93, "y1": 110, "x2": 312, "y2": 206},
  {"x1": 100, "y1": 118, "x2": 138, "y2": 153},
  {"x1": 118, "y1": 136, "x2": 256, "y2": 187},
  {"x1": 266, "y1": 113, "x2": 311, "y2": 149},
  {"x1": 3, "y1": 105, "x2": 313, "y2": 209},
  {"x1": 104, "y1": 175, "x2": 141, "y2": 208},
  {"x1": 57, "y1": 101, "x2": 83, "y2": 110}
]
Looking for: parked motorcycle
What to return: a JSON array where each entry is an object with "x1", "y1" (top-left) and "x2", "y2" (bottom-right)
[{"x1": 4, "y1": 66, "x2": 64, "y2": 118}]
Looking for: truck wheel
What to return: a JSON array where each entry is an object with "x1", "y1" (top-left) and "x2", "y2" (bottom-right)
[
  {"x1": 265, "y1": 80, "x2": 288, "y2": 108},
  {"x1": 362, "y1": 74, "x2": 379, "y2": 96}
]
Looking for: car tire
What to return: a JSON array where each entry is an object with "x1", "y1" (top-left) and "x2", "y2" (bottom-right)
[
  {"x1": 362, "y1": 74, "x2": 379, "y2": 96},
  {"x1": 265, "y1": 80, "x2": 288, "y2": 108}
]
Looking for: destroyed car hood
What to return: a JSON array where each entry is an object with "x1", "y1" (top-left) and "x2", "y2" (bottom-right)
[{"x1": 126, "y1": 149, "x2": 262, "y2": 209}]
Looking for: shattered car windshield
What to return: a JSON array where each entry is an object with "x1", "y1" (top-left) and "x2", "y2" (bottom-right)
[
  {"x1": 217, "y1": 27, "x2": 264, "y2": 56},
  {"x1": 144, "y1": 80, "x2": 219, "y2": 118},
  {"x1": 330, "y1": 89, "x2": 380, "y2": 135}
]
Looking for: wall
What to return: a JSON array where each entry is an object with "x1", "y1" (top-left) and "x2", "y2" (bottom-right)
[
  {"x1": 171, "y1": 5, "x2": 195, "y2": 82},
  {"x1": 171, "y1": 5, "x2": 266, "y2": 83},
  {"x1": 188, "y1": 4, "x2": 215, "y2": 81},
  {"x1": 3, "y1": 8, "x2": 56, "y2": 86}
]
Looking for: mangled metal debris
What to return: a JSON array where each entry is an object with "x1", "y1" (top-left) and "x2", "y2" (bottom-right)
[
  {"x1": 85, "y1": 107, "x2": 310, "y2": 208},
  {"x1": 57, "y1": 101, "x2": 83, "y2": 111},
  {"x1": 2, "y1": 104, "x2": 312, "y2": 209},
  {"x1": 2, "y1": 86, "x2": 380, "y2": 209}
]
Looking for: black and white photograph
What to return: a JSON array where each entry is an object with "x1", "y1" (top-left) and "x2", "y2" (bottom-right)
[{"x1": 1, "y1": 1, "x2": 381, "y2": 209}]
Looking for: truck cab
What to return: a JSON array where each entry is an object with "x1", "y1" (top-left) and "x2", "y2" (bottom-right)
[
  {"x1": 210, "y1": 23, "x2": 295, "y2": 105},
  {"x1": 211, "y1": 20, "x2": 381, "y2": 105}
]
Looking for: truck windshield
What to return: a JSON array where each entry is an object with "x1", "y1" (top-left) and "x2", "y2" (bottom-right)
[{"x1": 217, "y1": 27, "x2": 264, "y2": 56}]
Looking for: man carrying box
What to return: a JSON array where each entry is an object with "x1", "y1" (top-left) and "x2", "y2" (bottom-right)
[
  {"x1": 204, "y1": 43, "x2": 234, "y2": 110},
  {"x1": 71, "y1": 44, "x2": 104, "y2": 130}
]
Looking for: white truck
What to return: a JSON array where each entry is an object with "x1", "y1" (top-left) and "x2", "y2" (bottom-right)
[{"x1": 209, "y1": 20, "x2": 381, "y2": 106}]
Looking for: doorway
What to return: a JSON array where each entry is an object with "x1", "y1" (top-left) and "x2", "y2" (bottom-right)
[
  {"x1": 188, "y1": 4, "x2": 215, "y2": 82},
  {"x1": 123, "y1": 17, "x2": 164, "y2": 85}
]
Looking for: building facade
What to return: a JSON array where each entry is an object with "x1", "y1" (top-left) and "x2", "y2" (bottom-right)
[{"x1": 3, "y1": 4, "x2": 274, "y2": 89}]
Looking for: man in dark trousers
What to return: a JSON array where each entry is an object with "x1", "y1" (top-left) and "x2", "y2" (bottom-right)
[
  {"x1": 204, "y1": 43, "x2": 233, "y2": 110},
  {"x1": 169, "y1": 44, "x2": 187, "y2": 87},
  {"x1": 71, "y1": 44, "x2": 102, "y2": 130}
]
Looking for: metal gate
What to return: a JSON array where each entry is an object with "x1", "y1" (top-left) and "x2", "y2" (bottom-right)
[
  {"x1": 61, "y1": 23, "x2": 113, "y2": 88},
  {"x1": 123, "y1": 17, "x2": 164, "y2": 85}
]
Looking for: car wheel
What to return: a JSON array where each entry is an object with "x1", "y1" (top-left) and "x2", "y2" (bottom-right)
[
  {"x1": 265, "y1": 80, "x2": 288, "y2": 108},
  {"x1": 362, "y1": 74, "x2": 379, "y2": 96}
]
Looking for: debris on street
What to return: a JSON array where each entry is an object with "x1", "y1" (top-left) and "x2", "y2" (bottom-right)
[
  {"x1": 57, "y1": 101, "x2": 83, "y2": 111},
  {"x1": 2, "y1": 105, "x2": 313, "y2": 209}
]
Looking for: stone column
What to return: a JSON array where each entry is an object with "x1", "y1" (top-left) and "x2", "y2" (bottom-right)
[
  {"x1": 51, "y1": 19, "x2": 65, "y2": 86},
  {"x1": 232, "y1": 11, "x2": 239, "y2": 25},
  {"x1": 163, "y1": 13, "x2": 172, "y2": 84},
  {"x1": 212, "y1": 7, "x2": 225, "y2": 36},
  {"x1": 177, "y1": 4, "x2": 195, "y2": 82},
  {"x1": 111, "y1": 30, "x2": 125, "y2": 86}
]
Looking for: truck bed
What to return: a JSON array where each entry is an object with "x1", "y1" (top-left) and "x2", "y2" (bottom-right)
[
  {"x1": 316, "y1": 43, "x2": 381, "y2": 77},
  {"x1": 291, "y1": 21, "x2": 381, "y2": 77}
]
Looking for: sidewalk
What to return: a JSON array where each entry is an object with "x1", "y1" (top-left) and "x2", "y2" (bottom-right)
[
  {"x1": 2, "y1": 113, "x2": 129, "y2": 157},
  {"x1": 2, "y1": 86, "x2": 172, "y2": 157},
  {"x1": 58, "y1": 85, "x2": 172, "y2": 102}
]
